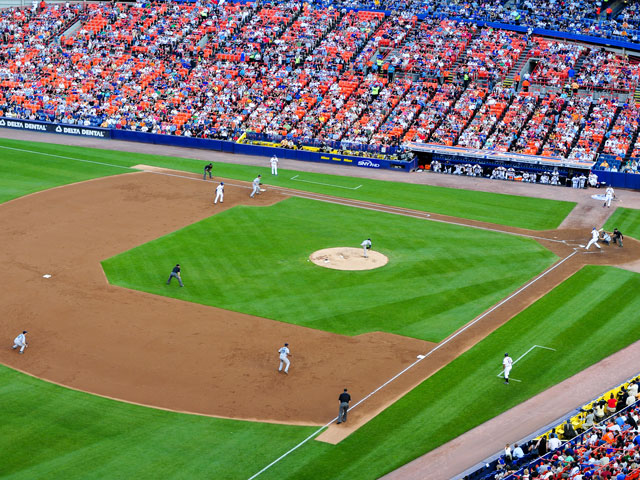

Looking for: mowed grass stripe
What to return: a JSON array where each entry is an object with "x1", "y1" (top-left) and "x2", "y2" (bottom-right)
[
  {"x1": 0, "y1": 137, "x2": 575, "y2": 229},
  {"x1": 0, "y1": 366, "x2": 315, "y2": 480},
  {"x1": 102, "y1": 197, "x2": 557, "y2": 342},
  {"x1": 255, "y1": 266, "x2": 640, "y2": 480},
  {"x1": 605, "y1": 207, "x2": 640, "y2": 240}
]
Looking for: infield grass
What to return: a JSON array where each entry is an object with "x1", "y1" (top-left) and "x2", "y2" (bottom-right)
[
  {"x1": 0, "y1": 137, "x2": 575, "y2": 229},
  {"x1": 102, "y1": 197, "x2": 556, "y2": 342},
  {"x1": 2, "y1": 266, "x2": 640, "y2": 480},
  {"x1": 604, "y1": 207, "x2": 640, "y2": 240}
]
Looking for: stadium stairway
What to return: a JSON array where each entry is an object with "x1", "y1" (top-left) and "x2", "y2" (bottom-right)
[
  {"x1": 565, "y1": 100, "x2": 595, "y2": 158},
  {"x1": 571, "y1": 48, "x2": 589, "y2": 77},
  {"x1": 447, "y1": 28, "x2": 481, "y2": 84},
  {"x1": 479, "y1": 93, "x2": 516, "y2": 148},
  {"x1": 595, "y1": 104, "x2": 623, "y2": 157},
  {"x1": 506, "y1": 93, "x2": 541, "y2": 152},
  {"x1": 453, "y1": 91, "x2": 487, "y2": 146},
  {"x1": 535, "y1": 99, "x2": 568, "y2": 155},
  {"x1": 503, "y1": 40, "x2": 534, "y2": 88},
  {"x1": 425, "y1": 83, "x2": 467, "y2": 143}
]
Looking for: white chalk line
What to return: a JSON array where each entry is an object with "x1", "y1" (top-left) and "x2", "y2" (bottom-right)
[
  {"x1": 0, "y1": 145, "x2": 134, "y2": 170},
  {"x1": 497, "y1": 345, "x2": 556, "y2": 378},
  {"x1": 290, "y1": 174, "x2": 362, "y2": 190},
  {"x1": 247, "y1": 251, "x2": 577, "y2": 479}
]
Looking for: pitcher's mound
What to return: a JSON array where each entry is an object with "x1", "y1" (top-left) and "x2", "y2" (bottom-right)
[{"x1": 309, "y1": 247, "x2": 388, "y2": 271}]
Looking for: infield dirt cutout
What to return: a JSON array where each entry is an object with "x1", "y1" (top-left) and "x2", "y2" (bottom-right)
[
  {"x1": 2, "y1": 166, "x2": 639, "y2": 445},
  {"x1": 310, "y1": 247, "x2": 388, "y2": 270}
]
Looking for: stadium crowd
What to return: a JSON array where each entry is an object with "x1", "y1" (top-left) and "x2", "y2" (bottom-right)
[
  {"x1": 467, "y1": 377, "x2": 640, "y2": 480},
  {"x1": 1, "y1": 1, "x2": 640, "y2": 169}
]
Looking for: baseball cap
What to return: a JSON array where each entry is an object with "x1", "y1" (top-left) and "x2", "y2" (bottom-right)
[
  {"x1": 284, "y1": 343, "x2": 288, "y2": 346},
  {"x1": 23, "y1": 330, "x2": 27, "y2": 334}
]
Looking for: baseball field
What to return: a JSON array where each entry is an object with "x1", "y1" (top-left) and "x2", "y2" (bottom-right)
[{"x1": 2, "y1": 136, "x2": 640, "y2": 479}]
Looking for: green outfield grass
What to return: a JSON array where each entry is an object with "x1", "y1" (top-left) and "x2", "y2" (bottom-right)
[
  {"x1": 2, "y1": 265, "x2": 640, "y2": 480},
  {"x1": 0, "y1": 365, "x2": 315, "y2": 480},
  {"x1": 605, "y1": 207, "x2": 640, "y2": 240},
  {"x1": 256, "y1": 265, "x2": 640, "y2": 480},
  {"x1": 102, "y1": 197, "x2": 556, "y2": 342},
  {"x1": 0, "y1": 138, "x2": 575, "y2": 229}
]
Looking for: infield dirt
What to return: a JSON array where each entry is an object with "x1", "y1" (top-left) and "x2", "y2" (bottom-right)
[{"x1": 1, "y1": 165, "x2": 639, "y2": 434}]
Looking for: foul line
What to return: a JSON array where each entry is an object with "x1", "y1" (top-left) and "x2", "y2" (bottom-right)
[
  {"x1": 290, "y1": 174, "x2": 362, "y2": 190},
  {"x1": 247, "y1": 251, "x2": 577, "y2": 479},
  {"x1": 0, "y1": 145, "x2": 134, "y2": 170},
  {"x1": 497, "y1": 345, "x2": 556, "y2": 378}
]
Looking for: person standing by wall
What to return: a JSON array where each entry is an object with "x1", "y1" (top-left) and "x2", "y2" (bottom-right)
[{"x1": 270, "y1": 155, "x2": 279, "y2": 176}]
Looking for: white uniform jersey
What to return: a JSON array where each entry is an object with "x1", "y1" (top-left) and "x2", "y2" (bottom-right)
[
  {"x1": 253, "y1": 177, "x2": 261, "y2": 188},
  {"x1": 270, "y1": 156, "x2": 278, "y2": 166},
  {"x1": 216, "y1": 184, "x2": 224, "y2": 194},
  {"x1": 606, "y1": 187, "x2": 614, "y2": 197},
  {"x1": 361, "y1": 239, "x2": 372, "y2": 248},
  {"x1": 279, "y1": 346, "x2": 290, "y2": 359},
  {"x1": 592, "y1": 229, "x2": 599, "y2": 241},
  {"x1": 503, "y1": 356, "x2": 513, "y2": 369},
  {"x1": 14, "y1": 333, "x2": 26, "y2": 345}
]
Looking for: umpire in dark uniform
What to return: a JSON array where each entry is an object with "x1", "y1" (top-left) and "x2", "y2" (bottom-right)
[
  {"x1": 337, "y1": 388, "x2": 351, "y2": 424},
  {"x1": 203, "y1": 163, "x2": 213, "y2": 180},
  {"x1": 167, "y1": 264, "x2": 184, "y2": 287},
  {"x1": 613, "y1": 228, "x2": 624, "y2": 247}
]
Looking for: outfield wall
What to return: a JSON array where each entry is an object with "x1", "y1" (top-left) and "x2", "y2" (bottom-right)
[{"x1": 0, "y1": 117, "x2": 416, "y2": 172}]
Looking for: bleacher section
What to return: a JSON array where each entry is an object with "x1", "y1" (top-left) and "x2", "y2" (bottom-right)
[
  {"x1": 2, "y1": 2, "x2": 640, "y2": 171},
  {"x1": 467, "y1": 375, "x2": 640, "y2": 480}
]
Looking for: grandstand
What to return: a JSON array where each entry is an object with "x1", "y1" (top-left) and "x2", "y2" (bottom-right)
[
  {"x1": 465, "y1": 375, "x2": 640, "y2": 480},
  {"x1": 2, "y1": 1, "x2": 640, "y2": 178}
]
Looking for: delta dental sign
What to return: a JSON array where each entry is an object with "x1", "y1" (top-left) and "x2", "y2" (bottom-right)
[{"x1": 0, "y1": 118, "x2": 110, "y2": 138}]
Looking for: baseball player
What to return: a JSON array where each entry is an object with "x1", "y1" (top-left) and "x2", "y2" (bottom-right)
[
  {"x1": 167, "y1": 264, "x2": 184, "y2": 287},
  {"x1": 361, "y1": 238, "x2": 372, "y2": 258},
  {"x1": 214, "y1": 182, "x2": 224, "y2": 204},
  {"x1": 502, "y1": 353, "x2": 513, "y2": 384},
  {"x1": 12, "y1": 330, "x2": 28, "y2": 354},
  {"x1": 250, "y1": 175, "x2": 262, "y2": 198},
  {"x1": 604, "y1": 186, "x2": 615, "y2": 208},
  {"x1": 278, "y1": 342, "x2": 291, "y2": 374},
  {"x1": 270, "y1": 155, "x2": 279, "y2": 176},
  {"x1": 585, "y1": 227, "x2": 602, "y2": 250},
  {"x1": 203, "y1": 163, "x2": 213, "y2": 180}
]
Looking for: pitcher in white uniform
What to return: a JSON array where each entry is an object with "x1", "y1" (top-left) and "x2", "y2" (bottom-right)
[
  {"x1": 361, "y1": 238, "x2": 372, "y2": 258},
  {"x1": 278, "y1": 343, "x2": 291, "y2": 374}
]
